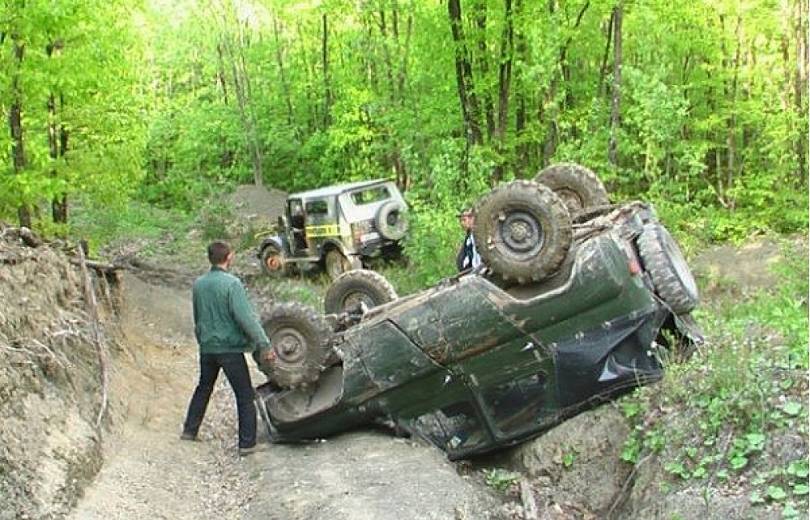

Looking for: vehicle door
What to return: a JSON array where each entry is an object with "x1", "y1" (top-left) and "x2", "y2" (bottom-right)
[
  {"x1": 424, "y1": 277, "x2": 560, "y2": 442},
  {"x1": 287, "y1": 198, "x2": 307, "y2": 253},
  {"x1": 353, "y1": 314, "x2": 494, "y2": 458},
  {"x1": 303, "y1": 197, "x2": 340, "y2": 253}
]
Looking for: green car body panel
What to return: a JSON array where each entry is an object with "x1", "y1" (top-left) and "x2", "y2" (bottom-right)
[{"x1": 256, "y1": 203, "x2": 702, "y2": 459}]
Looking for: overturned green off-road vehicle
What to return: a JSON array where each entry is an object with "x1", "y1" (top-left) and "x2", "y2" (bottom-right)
[{"x1": 254, "y1": 164, "x2": 703, "y2": 460}]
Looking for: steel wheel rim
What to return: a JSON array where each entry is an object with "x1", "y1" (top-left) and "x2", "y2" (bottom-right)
[
  {"x1": 556, "y1": 188, "x2": 584, "y2": 213},
  {"x1": 273, "y1": 327, "x2": 308, "y2": 364},
  {"x1": 342, "y1": 291, "x2": 375, "y2": 312},
  {"x1": 265, "y1": 253, "x2": 283, "y2": 272},
  {"x1": 497, "y1": 210, "x2": 545, "y2": 257}
]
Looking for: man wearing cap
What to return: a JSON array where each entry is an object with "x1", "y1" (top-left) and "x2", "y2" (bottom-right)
[{"x1": 456, "y1": 208, "x2": 482, "y2": 271}]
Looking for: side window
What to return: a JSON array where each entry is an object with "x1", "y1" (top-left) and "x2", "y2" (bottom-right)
[
  {"x1": 409, "y1": 401, "x2": 490, "y2": 454},
  {"x1": 288, "y1": 199, "x2": 305, "y2": 228},
  {"x1": 480, "y1": 372, "x2": 552, "y2": 436},
  {"x1": 351, "y1": 186, "x2": 391, "y2": 205},
  {"x1": 305, "y1": 199, "x2": 329, "y2": 216}
]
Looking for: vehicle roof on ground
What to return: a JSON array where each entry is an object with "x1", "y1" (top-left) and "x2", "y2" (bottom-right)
[{"x1": 288, "y1": 179, "x2": 393, "y2": 200}]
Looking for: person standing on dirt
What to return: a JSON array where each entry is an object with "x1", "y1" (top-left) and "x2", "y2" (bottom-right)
[
  {"x1": 181, "y1": 241, "x2": 274, "y2": 456},
  {"x1": 456, "y1": 208, "x2": 482, "y2": 272}
]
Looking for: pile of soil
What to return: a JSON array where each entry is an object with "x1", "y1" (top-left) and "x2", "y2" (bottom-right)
[{"x1": 0, "y1": 226, "x2": 119, "y2": 519}]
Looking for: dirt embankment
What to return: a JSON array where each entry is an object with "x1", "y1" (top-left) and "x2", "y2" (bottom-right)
[{"x1": 0, "y1": 227, "x2": 119, "y2": 519}]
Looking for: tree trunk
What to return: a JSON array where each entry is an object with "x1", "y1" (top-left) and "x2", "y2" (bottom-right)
[
  {"x1": 608, "y1": 3, "x2": 622, "y2": 167},
  {"x1": 9, "y1": 36, "x2": 30, "y2": 228},
  {"x1": 216, "y1": 43, "x2": 229, "y2": 105},
  {"x1": 448, "y1": 0, "x2": 483, "y2": 146},
  {"x1": 726, "y1": 16, "x2": 742, "y2": 208},
  {"x1": 222, "y1": 33, "x2": 263, "y2": 186},
  {"x1": 794, "y1": 0, "x2": 808, "y2": 184},
  {"x1": 297, "y1": 22, "x2": 319, "y2": 131},
  {"x1": 597, "y1": 10, "x2": 615, "y2": 99},
  {"x1": 375, "y1": 8, "x2": 398, "y2": 99},
  {"x1": 474, "y1": 0, "x2": 495, "y2": 142},
  {"x1": 272, "y1": 16, "x2": 294, "y2": 126},
  {"x1": 47, "y1": 40, "x2": 69, "y2": 224},
  {"x1": 514, "y1": 0, "x2": 528, "y2": 173},
  {"x1": 492, "y1": 0, "x2": 514, "y2": 183},
  {"x1": 322, "y1": 14, "x2": 332, "y2": 126},
  {"x1": 397, "y1": 5, "x2": 412, "y2": 97}
]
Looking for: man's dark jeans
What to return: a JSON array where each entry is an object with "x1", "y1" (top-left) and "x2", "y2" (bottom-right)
[{"x1": 182, "y1": 352, "x2": 256, "y2": 449}]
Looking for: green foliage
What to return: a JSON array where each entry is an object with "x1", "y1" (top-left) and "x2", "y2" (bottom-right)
[
  {"x1": 483, "y1": 468, "x2": 520, "y2": 493},
  {"x1": 70, "y1": 197, "x2": 194, "y2": 256},
  {"x1": 399, "y1": 142, "x2": 493, "y2": 288},
  {"x1": 4, "y1": 0, "x2": 806, "y2": 247}
]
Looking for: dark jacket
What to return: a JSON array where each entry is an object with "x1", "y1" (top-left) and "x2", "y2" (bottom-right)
[
  {"x1": 456, "y1": 231, "x2": 481, "y2": 271},
  {"x1": 192, "y1": 267, "x2": 271, "y2": 354}
]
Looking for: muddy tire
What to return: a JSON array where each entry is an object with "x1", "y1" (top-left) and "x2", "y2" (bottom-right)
[
  {"x1": 375, "y1": 201, "x2": 408, "y2": 241},
  {"x1": 473, "y1": 180, "x2": 572, "y2": 284},
  {"x1": 535, "y1": 163, "x2": 610, "y2": 215},
  {"x1": 260, "y1": 243, "x2": 288, "y2": 278},
  {"x1": 637, "y1": 223, "x2": 699, "y2": 314},
  {"x1": 259, "y1": 302, "x2": 333, "y2": 388},
  {"x1": 324, "y1": 249, "x2": 358, "y2": 280},
  {"x1": 323, "y1": 269, "x2": 398, "y2": 315}
]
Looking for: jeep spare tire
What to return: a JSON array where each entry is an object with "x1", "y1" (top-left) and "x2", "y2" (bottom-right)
[
  {"x1": 324, "y1": 269, "x2": 398, "y2": 315},
  {"x1": 473, "y1": 180, "x2": 572, "y2": 284},
  {"x1": 259, "y1": 302, "x2": 333, "y2": 388},
  {"x1": 535, "y1": 163, "x2": 610, "y2": 215},
  {"x1": 637, "y1": 223, "x2": 699, "y2": 314},
  {"x1": 375, "y1": 200, "x2": 408, "y2": 241}
]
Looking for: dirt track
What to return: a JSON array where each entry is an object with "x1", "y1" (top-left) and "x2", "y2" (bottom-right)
[{"x1": 69, "y1": 273, "x2": 503, "y2": 520}]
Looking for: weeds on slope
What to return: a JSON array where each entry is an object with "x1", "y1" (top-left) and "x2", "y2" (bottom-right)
[{"x1": 620, "y1": 238, "x2": 809, "y2": 516}]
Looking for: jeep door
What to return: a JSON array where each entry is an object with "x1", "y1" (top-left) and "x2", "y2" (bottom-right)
[
  {"x1": 392, "y1": 276, "x2": 560, "y2": 448},
  {"x1": 303, "y1": 197, "x2": 341, "y2": 252},
  {"x1": 350, "y1": 305, "x2": 494, "y2": 457},
  {"x1": 287, "y1": 198, "x2": 307, "y2": 254}
]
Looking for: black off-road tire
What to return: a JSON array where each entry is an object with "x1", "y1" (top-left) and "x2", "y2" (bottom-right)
[
  {"x1": 535, "y1": 163, "x2": 610, "y2": 215},
  {"x1": 323, "y1": 269, "x2": 398, "y2": 315},
  {"x1": 260, "y1": 243, "x2": 288, "y2": 278},
  {"x1": 375, "y1": 201, "x2": 408, "y2": 241},
  {"x1": 473, "y1": 180, "x2": 572, "y2": 284},
  {"x1": 259, "y1": 302, "x2": 333, "y2": 388},
  {"x1": 637, "y1": 223, "x2": 699, "y2": 314}
]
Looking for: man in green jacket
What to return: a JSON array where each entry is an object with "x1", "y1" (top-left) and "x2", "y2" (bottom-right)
[{"x1": 181, "y1": 241, "x2": 274, "y2": 456}]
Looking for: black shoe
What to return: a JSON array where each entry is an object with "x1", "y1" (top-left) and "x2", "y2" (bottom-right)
[
  {"x1": 239, "y1": 444, "x2": 270, "y2": 456},
  {"x1": 180, "y1": 431, "x2": 197, "y2": 441}
]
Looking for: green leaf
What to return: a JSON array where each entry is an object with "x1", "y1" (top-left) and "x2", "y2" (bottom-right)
[
  {"x1": 782, "y1": 503, "x2": 799, "y2": 519},
  {"x1": 767, "y1": 486, "x2": 788, "y2": 502},
  {"x1": 787, "y1": 460, "x2": 809, "y2": 478},
  {"x1": 791, "y1": 485, "x2": 808, "y2": 496},
  {"x1": 730, "y1": 454, "x2": 748, "y2": 470},
  {"x1": 750, "y1": 491, "x2": 765, "y2": 504},
  {"x1": 782, "y1": 402, "x2": 802, "y2": 417}
]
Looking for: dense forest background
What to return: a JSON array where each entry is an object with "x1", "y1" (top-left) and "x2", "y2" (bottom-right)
[{"x1": 1, "y1": 0, "x2": 807, "y2": 259}]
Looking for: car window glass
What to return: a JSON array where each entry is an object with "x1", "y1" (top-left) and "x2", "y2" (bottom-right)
[
  {"x1": 306, "y1": 199, "x2": 329, "y2": 215},
  {"x1": 408, "y1": 401, "x2": 490, "y2": 454},
  {"x1": 481, "y1": 372, "x2": 553, "y2": 436},
  {"x1": 351, "y1": 186, "x2": 390, "y2": 205}
]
